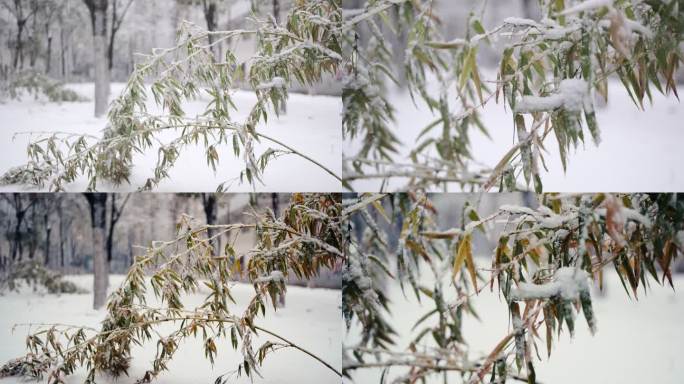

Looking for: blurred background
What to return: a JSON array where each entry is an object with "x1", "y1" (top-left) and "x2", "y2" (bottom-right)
[{"x1": 0, "y1": 0, "x2": 340, "y2": 94}]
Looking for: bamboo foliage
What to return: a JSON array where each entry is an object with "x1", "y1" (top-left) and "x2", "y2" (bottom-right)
[
  {"x1": 1, "y1": 1, "x2": 343, "y2": 191},
  {"x1": 1, "y1": 1, "x2": 678, "y2": 192},
  {"x1": 1, "y1": 193, "x2": 343, "y2": 383},
  {"x1": 342, "y1": 0, "x2": 682, "y2": 191},
  {"x1": 343, "y1": 193, "x2": 683, "y2": 383}
]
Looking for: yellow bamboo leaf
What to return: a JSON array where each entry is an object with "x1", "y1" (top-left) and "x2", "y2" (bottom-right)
[
  {"x1": 454, "y1": 233, "x2": 472, "y2": 277},
  {"x1": 371, "y1": 199, "x2": 390, "y2": 223},
  {"x1": 406, "y1": 239, "x2": 429, "y2": 260},
  {"x1": 472, "y1": 64, "x2": 484, "y2": 105},
  {"x1": 465, "y1": 244, "x2": 479, "y2": 291}
]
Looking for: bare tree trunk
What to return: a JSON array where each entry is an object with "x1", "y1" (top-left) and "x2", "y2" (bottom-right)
[
  {"x1": 105, "y1": 194, "x2": 129, "y2": 285},
  {"x1": 59, "y1": 0, "x2": 71, "y2": 80},
  {"x1": 85, "y1": 193, "x2": 108, "y2": 309},
  {"x1": 201, "y1": 194, "x2": 219, "y2": 255},
  {"x1": 126, "y1": 36, "x2": 135, "y2": 74},
  {"x1": 224, "y1": 198, "x2": 231, "y2": 223},
  {"x1": 94, "y1": 6, "x2": 108, "y2": 116},
  {"x1": 11, "y1": 211, "x2": 23, "y2": 262},
  {"x1": 271, "y1": 193, "x2": 279, "y2": 216},
  {"x1": 69, "y1": 236, "x2": 77, "y2": 273},
  {"x1": 107, "y1": 0, "x2": 117, "y2": 74},
  {"x1": 45, "y1": 22, "x2": 53, "y2": 74},
  {"x1": 7, "y1": 0, "x2": 42, "y2": 70},
  {"x1": 60, "y1": 19, "x2": 66, "y2": 78},
  {"x1": 83, "y1": 0, "x2": 110, "y2": 117},
  {"x1": 106, "y1": 199, "x2": 114, "y2": 278},
  {"x1": 59, "y1": 202, "x2": 65, "y2": 270},
  {"x1": 273, "y1": 0, "x2": 280, "y2": 23},
  {"x1": 202, "y1": 0, "x2": 218, "y2": 58},
  {"x1": 127, "y1": 229, "x2": 134, "y2": 267},
  {"x1": 29, "y1": 2, "x2": 38, "y2": 68},
  {"x1": 104, "y1": 43, "x2": 111, "y2": 101},
  {"x1": 9, "y1": 193, "x2": 34, "y2": 263},
  {"x1": 13, "y1": 21, "x2": 25, "y2": 69},
  {"x1": 43, "y1": 211, "x2": 51, "y2": 267},
  {"x1": 28, "y1": 207, "x2": 37, "y2": 260}
]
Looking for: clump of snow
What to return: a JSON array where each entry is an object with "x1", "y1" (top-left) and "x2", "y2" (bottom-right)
[
  {"x1": 502, "y1": 16, "x2": 581, "y2": 40},
  {"x1": 504, "y1": 17, "x2": 540, "y2": 28},
  {"x1": 543, "y1": 25, "x2": 581, "y2": 40},
  {"x1": 598, "y1": 15, "x2": 654, "y2": 39},
  {"x1": 539, "y1": 212, "x2": 577, "y2": 229},
  {"x1": 620, "y1": 207, "x2": 651, "y2": 227},
  {"x1": 623, "y1": 18, "x2": 653, "y2": 38},
  {"x1": 515, "y1": 78, "x2": 591, "y2": 113},
  {"x1": 558, "y1": 79, "x2": 590, "y2": 112},
  {"x1": 499, "y1": 204, "x2": 577, "y2": 229},
  {"x1": 256, "y1": 76, "x2": 287, "y2": 90},
  {"x1": 510, "y1": 267, "x2": 589, "y2": 301},
  {"x1": 515, "y1": 93, "x2": 565, "y2": 113},
  {"x1": 595, "y1": 206, "x2": 652, "y2": 227},
  {"x1": 499, "y1": 204, "x2": 538, "y2": 216},
  {"x1": 255, "y1": 270, "x2": 285, "y2": 283}
]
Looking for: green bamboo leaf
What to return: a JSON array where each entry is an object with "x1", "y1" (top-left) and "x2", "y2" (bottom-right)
[{"x1": 459, "y1": 47, "x2": 477, "y2": 91}]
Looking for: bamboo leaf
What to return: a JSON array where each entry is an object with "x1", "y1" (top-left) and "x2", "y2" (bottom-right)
[{"x1": 454, "y1": 234, "x2": 472, "y2": 279}]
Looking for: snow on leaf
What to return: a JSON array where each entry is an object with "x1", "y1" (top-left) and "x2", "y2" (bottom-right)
[{"x1": 509, "y1": 267, "x2": 590, "y2": 301}]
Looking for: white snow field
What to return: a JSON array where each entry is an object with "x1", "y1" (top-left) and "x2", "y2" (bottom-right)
[
  {"x1": 0, "y1": 83, "x2": 342, "y2": 192},
  {"x1": 344, "y1": 270, "x2": 684, "y2": 384},
  {"x1": 345, "y1": 79, "x2": 684, "y2": 192},
  {"x1": 0, "y1": 275, "x2": 341, "y2": 384}
]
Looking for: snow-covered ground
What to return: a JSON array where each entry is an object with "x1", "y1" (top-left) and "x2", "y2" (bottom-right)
[
  {"x1": 344, "y1": 269, "x2": 684, "y2": 384},
  {"x1": 345, "y1": 78, "x2": 684, "y2": 192},
  {"x1": 0, "y1": 275, "x2": 341, "y2": 384},
  {"x1": 0, "y1": 83, "x2": 342, "y2": 192}
]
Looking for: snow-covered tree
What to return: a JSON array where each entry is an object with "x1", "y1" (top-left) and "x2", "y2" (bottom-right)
[
  {"x1": 342, "y1": 0, "x2": 682, "y2": 191},
  {"x1": 1, "y1": 193, "x2": 342, "y2": 383},
  {"x1": 342, "y1": 192, "x2": 683, "y2": 383}
]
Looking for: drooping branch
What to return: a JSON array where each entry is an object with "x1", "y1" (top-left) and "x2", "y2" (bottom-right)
[
  {"x1": 2, "y1": 2, "x2": 343, "y2": 191},
  {"x1": 2, "y1": 194, "x2": 343, "y2": 383},
  {"x1": 341, "y1": 0, "x2": 682, "y2": 192},
  {"x1": 343, "y1": 193, "x2": 683, "y2": 383}
]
